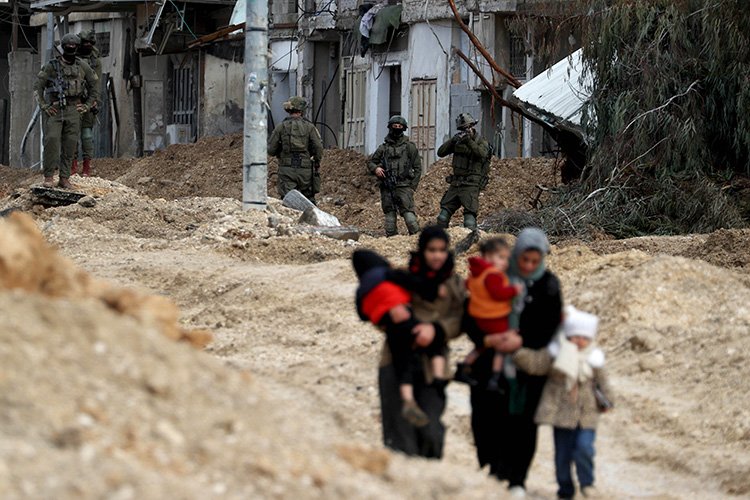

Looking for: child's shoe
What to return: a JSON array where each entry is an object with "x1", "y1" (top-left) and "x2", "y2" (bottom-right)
[
  {"x1": 402, "y1": 400, "x2": 430, "y2": 427},
  {"x1": 453, "y1": 362, "x2": 478, "y2": 386},
  {"x1": 486, "y1": 372, "x2": 506, "y2": 394}
]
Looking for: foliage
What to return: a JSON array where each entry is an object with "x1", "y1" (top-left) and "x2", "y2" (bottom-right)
[{"x1": 529, "y1": 0, "x2": 749, "y2": 238}]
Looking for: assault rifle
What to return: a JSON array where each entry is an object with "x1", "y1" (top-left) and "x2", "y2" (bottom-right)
[
  {"x1": 44, "y1": 59, "x2": 68, "y2": 109},
  {"x1": 381, "y1": 153, "x2": 399, "y2": 209}
]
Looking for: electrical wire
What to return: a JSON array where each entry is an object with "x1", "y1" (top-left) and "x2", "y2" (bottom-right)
[{"x1": 167, "y1": 0, "x2": 198, "y2": 40}]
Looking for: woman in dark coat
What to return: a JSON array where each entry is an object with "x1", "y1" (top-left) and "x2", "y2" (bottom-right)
[
  {"x1": 468, "y1": 228, "x2": 563, "y2": 496},
  {"x1": 378, "y1": 226, "x2": 466, "y2": 458}
]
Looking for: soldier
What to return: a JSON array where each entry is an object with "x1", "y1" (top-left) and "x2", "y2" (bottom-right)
[
  {"x1": 368, "y1": 116, "x2": 421, "y2": 236},
  {"x1": 435, "y1": 113, "x2": 491, "y2": 230},
  {"x1": 34, "y1": 33, "x2": 99, "y2": 189},
  {"x1": 72, "y1": 29, "x2": 102, "y2": 177},
  {"x1": 267, "y1": 96, "x2": 324, "y2": 203}
]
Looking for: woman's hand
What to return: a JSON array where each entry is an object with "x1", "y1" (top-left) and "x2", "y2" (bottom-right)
[
  {"x1": 484, "y1": 330, "x2": 523, "y2": 353},
  {"x1": 412, "y1": 323, "x2": 436, "y2": 347}
]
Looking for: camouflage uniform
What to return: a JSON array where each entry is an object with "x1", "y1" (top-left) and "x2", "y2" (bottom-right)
[
  {"x1": 77, "y1": 30, "x2": 102, "y2": 172},
  {"x1": 267, "y1": 96, "x2": 324, "y2": 203},
  {"x1": 34, "y1": 33, "x2": 99, "y2": 186},
  {"x1": 436, "y1": 113, "x2": 490, "y2": 230},
  {"x1": 368, "y1": 116, "x2": 421, "y2": 236}
]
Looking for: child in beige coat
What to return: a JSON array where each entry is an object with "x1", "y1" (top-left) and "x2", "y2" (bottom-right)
[{"x1": 512, "y1": 306, "x2": 613, "y2": 499}]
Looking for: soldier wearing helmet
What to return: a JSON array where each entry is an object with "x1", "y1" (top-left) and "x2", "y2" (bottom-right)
[
  {"x1": 435, "y1": 112, "x2": 491, "y2": 230},
  {"x1": 268, "y1": 96, "x2": 324, "y2": 202},
  {"x1": 33, "y1": 33, "x2": 99, "y2": 188},
  {"x1": 368, "y1": 115, "x2": 422, "y2": 236},
  {"x1": 71, "y1": 29, "x2": 102, "y2": 177}
]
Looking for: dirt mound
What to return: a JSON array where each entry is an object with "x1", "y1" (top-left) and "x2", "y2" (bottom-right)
[
  {"x1": 0, "y1": 203, "x2": 504, "y2": 499},
  {"x1": 0, "y1": 165, "x2": 38, "y2": 197},
  {"x1": 550, "y1": 246, "x2": 750, "y2": 494},
  {"x1": 89, "y1": 137, "x2": 556, "y2": 236}
]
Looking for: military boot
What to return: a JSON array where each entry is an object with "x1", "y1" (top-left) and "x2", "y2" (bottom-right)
[
  {"x1": 384, "y1": 211, "x2": 398, "y2": 237},
  {"x1": 43, "y1": 176, "x2": 55, "y2": 188},
  {"x1": 403, "y1": 211, "x2": 420, "y2": 235},
  {"x1": 82, "y1": 158, "x2": 91, "y2": 177},
  {"x1": 463, "y1": 212, "x2": 477, "y2": 230},
  {"x1": 58, "y1": 177, "x2": 72, "y2": 189},
  {"x1": 436, "y1": 209, "x2": 451, "y2": 229},
  {"x1": 71, "y1": 159, "x2": 78, "y2": 176}
]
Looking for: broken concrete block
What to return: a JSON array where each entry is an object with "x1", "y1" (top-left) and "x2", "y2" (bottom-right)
[
  {"x1": 299, "y1": 206, "x2": 341, "y2": 227},
  {"x1": 77, "y1": 196, "x2": 97, "y2": 208},
  {"x1": 282, "y1": 189, "x2": 315, "y2": 212},
  {"x1": 298, "y1": 226, "x2": 361, "y2": 241}
]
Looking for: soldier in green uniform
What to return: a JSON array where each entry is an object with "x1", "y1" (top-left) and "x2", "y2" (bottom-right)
[
  {"x1": 435, "y1": 113, "x2": 491, "y2": 230},
  {"x1": 368, "y1": 116, "x2": 421, "y2": 236},
  {"x1": 267, "y1": 96, "x2": 324, "y2": 203},
  {"x1": 34, "y1": 33, "x2": 99, "y2": 189},
  {"x1": 72, "y1": 29, "x2": 102, "y2": 177}
]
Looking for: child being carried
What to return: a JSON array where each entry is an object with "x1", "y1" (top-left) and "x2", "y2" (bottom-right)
[
  {"x1": 456, "y1": 238, "x2": 524, "y2": 392},
  {"x1": 353, "y1": 249, "x2": 447, "y2": 427}
]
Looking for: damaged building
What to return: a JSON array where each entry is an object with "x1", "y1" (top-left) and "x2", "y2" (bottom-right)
[{"x1": 3, "y1": 0, "x2": 582, "y2": 170}]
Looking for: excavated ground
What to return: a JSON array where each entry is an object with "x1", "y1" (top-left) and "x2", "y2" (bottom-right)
[{"x1": 0, "y1": 140, "x2": 748, "y2": 499}]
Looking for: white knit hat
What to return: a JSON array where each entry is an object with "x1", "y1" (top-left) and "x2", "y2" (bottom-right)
[{"x1": 563, "y1": 305, "x2": 599, "y2": 340}]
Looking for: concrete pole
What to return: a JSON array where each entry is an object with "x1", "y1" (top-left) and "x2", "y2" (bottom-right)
[
  {"x1": 242, "y1": 0, "x2": 268, "y2": 210},
  {"x1": 522, "y1": 26, "x2": 534, "y2": 159}
]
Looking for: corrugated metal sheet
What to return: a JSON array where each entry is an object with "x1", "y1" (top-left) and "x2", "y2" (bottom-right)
[{"x1": 512, "y1": 49, "x2": 590, "y2": 136}]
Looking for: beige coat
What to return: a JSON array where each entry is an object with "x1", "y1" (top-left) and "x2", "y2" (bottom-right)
[
  {"x1": 513, "y1": 347, "x2": 614, "y2": 429},
  {"x1": 379, "y1": 274, "x2": 466, "y2": 379}
]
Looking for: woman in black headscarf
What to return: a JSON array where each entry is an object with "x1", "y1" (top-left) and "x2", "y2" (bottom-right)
[
  {"x1": 468, "y1": 228, "x2": 563, "y2": 496},
  {"x1": 377, "y1": 226, "x2": 466, "y2": 458}
]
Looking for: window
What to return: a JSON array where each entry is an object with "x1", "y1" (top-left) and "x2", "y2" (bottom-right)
[
  {"x1": 95, "y1": 32, "x2": 110, "y2": 57},
  {"x1": 510, "y1": 35, "x2": 526, "y2": 79}
]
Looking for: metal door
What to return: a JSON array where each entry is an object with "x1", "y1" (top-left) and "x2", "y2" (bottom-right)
[
  {"x1": 343, "y1": 58, "x2": 366, "y2": 153},
  {"x1": 170, "y1": 54, "x2": 197, "y2": 142},
  {"x1": 410, "y1": 78, "x2": 437, "y2": 171}
]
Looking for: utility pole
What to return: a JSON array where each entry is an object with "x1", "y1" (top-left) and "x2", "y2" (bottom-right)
[{"x1": 242, "y1": 0, "x2": 268, "y2": 210}]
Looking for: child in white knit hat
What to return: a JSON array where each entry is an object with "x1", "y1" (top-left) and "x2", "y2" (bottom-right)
[{"x1": 512, "y1": 305, "x2": 614, "y2": 499}]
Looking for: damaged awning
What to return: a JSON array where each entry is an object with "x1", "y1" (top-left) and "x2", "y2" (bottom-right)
[
  {"x1": 358, "y1": 3, "x2": 402, "y2": 55},
  {"x1": 512, "y1": 49, "x2": 591, "y2": 140}
]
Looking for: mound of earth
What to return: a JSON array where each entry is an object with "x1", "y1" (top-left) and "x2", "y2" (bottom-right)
[
  {"x1": 84, "y1": 136, "x2": 557, "y2": 236},
  {"x1": 549, "y1": 246, "x2": 750, "y2": 494},
  {"x1": 0, "y1": 211, "x2": 508, "y2": 499}
]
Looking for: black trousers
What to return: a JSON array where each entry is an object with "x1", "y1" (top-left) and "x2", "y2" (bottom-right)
[
  {"x1": 468, "y1": 346, "x2": 543, "y2": 488},
  {"x1": 378, "y1": 363, "x2": 446, "y2": 458},
  {"x1": 382, "y1": 316, "x2": 444, "y2": 386}
]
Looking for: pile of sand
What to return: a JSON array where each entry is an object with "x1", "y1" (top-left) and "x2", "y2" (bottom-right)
[
  {"x1": 549, "y1": 245, "x2": 750, "y2": 494},
  {"x1": 0, "y1": 211, "x2": 508, "y2": 499}
]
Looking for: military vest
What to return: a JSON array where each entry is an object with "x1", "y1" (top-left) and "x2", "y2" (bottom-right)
[
  {"x1": 381, "y1": 136, "x2": 416, "y2": 185},
  {"x1": 452, "y1": 138, "x2": 486, "y2": 177},
  {"x1": 280, "y1": 118, "x2": 314, "y2": 167},
  {"x1": 45, "y1": 59, "x2": 88, "y2": 99}
]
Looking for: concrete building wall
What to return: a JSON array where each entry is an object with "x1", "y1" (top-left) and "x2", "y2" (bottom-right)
[
  {"x1": 8, "y1": 50, "x2": 41, "y2": 168},
  {"x1": 201, "y1": 53, "x2": 244, "y2": 137}
]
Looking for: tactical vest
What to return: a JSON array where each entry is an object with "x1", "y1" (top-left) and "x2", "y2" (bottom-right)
[
  {"x1": 381, "y1": 136, "x2": 415, "y2": 185},
  {"x1": 47, "y1": 60, "x2": 87, "y2": 98},
  {"x1": 452, "y1": 139, "x2": 485, "y2": 177},
  {"x1": 280, "y1": 118, "x2": 313, "y2": 168}
]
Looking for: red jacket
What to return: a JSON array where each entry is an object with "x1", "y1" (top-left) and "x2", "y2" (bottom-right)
[{"x1": 360, "y1": 281, "x2": 411, "y2": 325}]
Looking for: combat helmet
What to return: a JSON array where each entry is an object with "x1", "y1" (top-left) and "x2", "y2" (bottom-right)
[
  {"x1": 61, "y1": 33, "x2": 81, "y2": 46},
  {"x1": 388, "y1": 115, "x2": 408, "y2": 128},
  {"x1": 79, "y1": 29, "x2": 96, "y2": 44},
  {"x1": 456, "y1": 112, "x2": 477, "y2": 130},
  {"x1": 283, "y1": 96, "x2": 307, "y2": 112}
]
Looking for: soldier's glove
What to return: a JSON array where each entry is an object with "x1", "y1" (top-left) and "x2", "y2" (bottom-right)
[
  {"x1": 454, "y1": 131, "x2": 468, "y2": 143},
  {"x1": 91, "y1": 101, "x2": 100, "y2": 115},
  {"x1": 76, "y1": 103, "x2": 90, "y2": 114},
  {"x1": 43, "y1": 105, "x2": 58, "y2": 117}
]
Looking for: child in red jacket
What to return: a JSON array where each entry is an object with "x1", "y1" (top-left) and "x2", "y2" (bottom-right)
[
  {"x1": 353, "y1": 249, "x2": 446, "y2": 427},
  {"x1": 456, "y1": 238, "x2": 523, "y2": 392}
]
